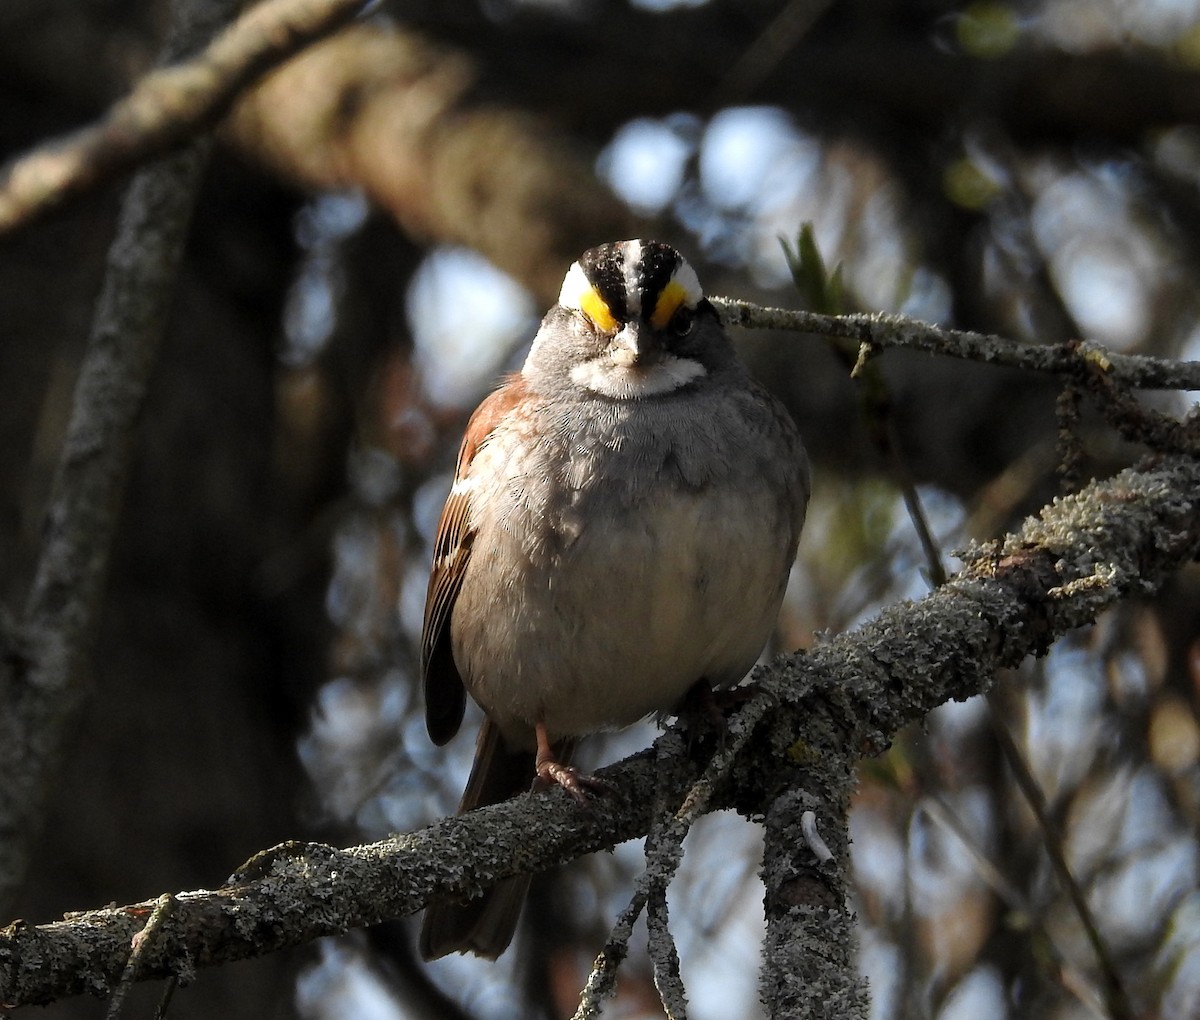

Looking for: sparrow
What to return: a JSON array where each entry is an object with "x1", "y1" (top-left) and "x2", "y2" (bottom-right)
[{"x1": 418, "y1": 239, "x2": 809, "y2": 961}]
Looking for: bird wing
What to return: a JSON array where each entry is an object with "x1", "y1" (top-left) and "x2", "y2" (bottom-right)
[{"x1": 421, "y1": 375, "x2": 527, "y2": 745}]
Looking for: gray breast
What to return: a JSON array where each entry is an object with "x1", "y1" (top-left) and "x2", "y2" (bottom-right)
[{"x1": 450, "y1": 375, "x2": 809, "y2": 745}]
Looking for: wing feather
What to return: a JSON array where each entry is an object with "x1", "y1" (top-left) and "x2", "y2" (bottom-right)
[{"x1": 421, "y1": 376, "x2": 528, "y2": 745}]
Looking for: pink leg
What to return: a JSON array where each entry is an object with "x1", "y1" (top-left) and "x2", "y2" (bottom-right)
[{"x1": 534, "y1": 722, "x2": 613, "y2": 806}]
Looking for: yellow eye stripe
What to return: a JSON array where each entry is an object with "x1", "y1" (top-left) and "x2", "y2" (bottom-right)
[
  {"x1": 649, "y1": 280, "x2": 690, "y2": 330},
  {"x1": 580, "y1": 287, "x2": 618, "y2": 332},
  {"x1": 558, "y1": 261, "x2": 619, "y2": 331},
  {"x1": 557, "y1": 255, "x2": 702, "y2": 332}
]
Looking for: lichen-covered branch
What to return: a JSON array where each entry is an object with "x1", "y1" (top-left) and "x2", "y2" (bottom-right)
[
  {"x1": 711, "y1": 298, "x2": 1200, "y2": 392},
  {"x1": 3, "y1": 455, "x2": 1198, "y2": 1009},
  {"x1": 761, "y1": 792, "x2": 866, "y2": 1020}
]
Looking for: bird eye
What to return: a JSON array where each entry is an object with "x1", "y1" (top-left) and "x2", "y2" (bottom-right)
[{"x1": 671, "y1": 307, "x2": 695, "y2": 336}]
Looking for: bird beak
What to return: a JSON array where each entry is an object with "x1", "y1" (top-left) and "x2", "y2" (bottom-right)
[{"x1": 610, "y1": 321, "x2": 660, "y2": 367}]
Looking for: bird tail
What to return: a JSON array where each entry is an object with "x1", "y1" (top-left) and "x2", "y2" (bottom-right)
[{"x1": 420, "y1": 718, "x2": 570, "y2": 960}]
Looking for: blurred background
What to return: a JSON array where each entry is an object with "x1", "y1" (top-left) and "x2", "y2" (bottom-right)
[{"x1": 2, "y1": 0, "x2": 1200, "y2": 1017}]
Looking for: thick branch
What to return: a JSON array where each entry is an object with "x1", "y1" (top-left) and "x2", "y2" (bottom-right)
[
  {"x1": 2, "y1": 455, "x2": 1199, "y2": 1008},
  {"x1": 224, "y1": 23, "x2": 637, "y2": 303},
  {"x1": 424, "y1": 10, "x2": 1200, "y2": 148},
  {"x1": 0, "y1": 0, "x2": 237, "y2": 916},
  {"x1": 0, "y1": 0, "x2": 368, "y2": 235},
  {"x1": 761, "y1": 792, "x2": 866, "y2": 1020}
]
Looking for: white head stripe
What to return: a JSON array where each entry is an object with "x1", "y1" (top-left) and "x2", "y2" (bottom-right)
[
  {"x1": 622, "y1": 240, "x2": 643, "y2": 317},
  {"x1": 671, "y1": 258, "x2": 703, "y2": 304},
  {"x1": 557, "y1": 261, "x2": 590, "y2": 311}
]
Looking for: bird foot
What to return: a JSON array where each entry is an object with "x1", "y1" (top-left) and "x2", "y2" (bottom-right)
[
  {"x1": 534, "y1": 721, "x2": 614, "y2": 805},
  {"x1": 678, "y1": 681, "x2": 755, "y2": 749},
  {"x1": 534, "y1": 759, "x2": 613, "y2": 806}
]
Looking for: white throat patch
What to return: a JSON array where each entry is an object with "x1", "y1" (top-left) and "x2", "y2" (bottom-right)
[{"x1": 570, "y1": 354, "x2": 706, "y2": 399}]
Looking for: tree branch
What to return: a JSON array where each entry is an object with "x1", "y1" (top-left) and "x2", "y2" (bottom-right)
[
  {"x1": 224, "y1": 23, "x2": 637, "y2": 303},
  {"x1": 761, "y1": 792, "x2": 866, "y2": 1020},
  {"x1": 0, "y1": 0, "x2": 369, "y2": 235},
  {"x1": 710, "y1": 298, "x2": 1200, "y2": 392},
  {"x1": 0, "y1": 0, "x2": 239, "y2": 917},
  {"x1": 3, "y1": 454, "x2": 1199, "y2": 1009},
  {"x1": 442, "y1": 14, "x2": 1200, "y2": 148}
]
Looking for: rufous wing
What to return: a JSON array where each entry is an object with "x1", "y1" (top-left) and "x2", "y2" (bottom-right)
[{"x1": 421, "y1": 376, "x2": 529, "y2": 746}]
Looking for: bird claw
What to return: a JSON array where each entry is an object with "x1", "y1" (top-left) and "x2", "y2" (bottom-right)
[{"x1": 534, "y1": 760, "x2": 614, "y2": 806}]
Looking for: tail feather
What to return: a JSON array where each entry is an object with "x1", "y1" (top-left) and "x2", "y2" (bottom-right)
[{"x1": 421, "y1": 719, "x2": 572, "y2": 960}]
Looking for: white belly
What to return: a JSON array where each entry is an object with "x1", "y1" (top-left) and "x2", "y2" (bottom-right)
[{"x1": 451, "y1": 484, "x2": 792, "y2": 748}]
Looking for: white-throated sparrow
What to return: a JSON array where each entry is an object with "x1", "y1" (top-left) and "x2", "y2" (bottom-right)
[{"x1": 419, "y1": 240, "x2": 809, "y2": 960}]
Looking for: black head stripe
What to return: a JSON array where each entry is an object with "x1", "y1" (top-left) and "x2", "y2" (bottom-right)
[
  {"x1": 579, "y1": 242, "x2": 631, "y2": 324},
  {"x1": 578, "y1": 240, "x2": 683, "y2": 324},
  {"x1": 634, "y1": 242, "x2": 681, "y2": 308}
]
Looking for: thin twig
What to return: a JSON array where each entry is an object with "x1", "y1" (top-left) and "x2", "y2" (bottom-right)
[
  {"x1": 883, "y1": 417, "x2": 947, "y2": 585},
  {"x1": 573, "y1": 695, "x2": 764, "y2": 1019},
  {"x1": 573, "y1": 728, "x2": 693, "y2": 1019},
  {"x1": 674, "y1": 690, "x2": 780, "y2": 828},
  {"x1": 920, "y1": 796, "x2": 1108, "y2": 1019},
  {"x1": 1079, "y1": 356, "x2": 1200, "y2": 454},
  {"x1": 985, "y1": 689, "x2": 1134, "y2": 1020},
  {"x1": 710, "y1": 0, "x2": 835, "y2": 107},
  {"x1": 898, "y1": 462, "x2": 1133, "y2": 1019},
  {"x1": 1055, "y1": 382, "x2": 1087, "y2": 492},
  {"x1": 646, "y1": 882, "x2": 687, "y2": 1020},
  {"x1": 153, "y1": 978, "x2": 178, "y2": 1020},
  {"x1": 0, "y1": 0, "x2": 368, "y2": 234},
  {"x1": 841, "y1": 295, "x2": 1133, "y2": 1020},
  {"x1": 711, "y1": 298, "x2": 1200, "y2": 391},
  {"x1": 104, "y1": 895, "x2": 177, "y2": 1020},
  {"x1": 570, "y1": 887, "x2": 648, "y2": 1020},
  {"x1": 644, "y1": 730, "x2": 689, "y2": 1020}
]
